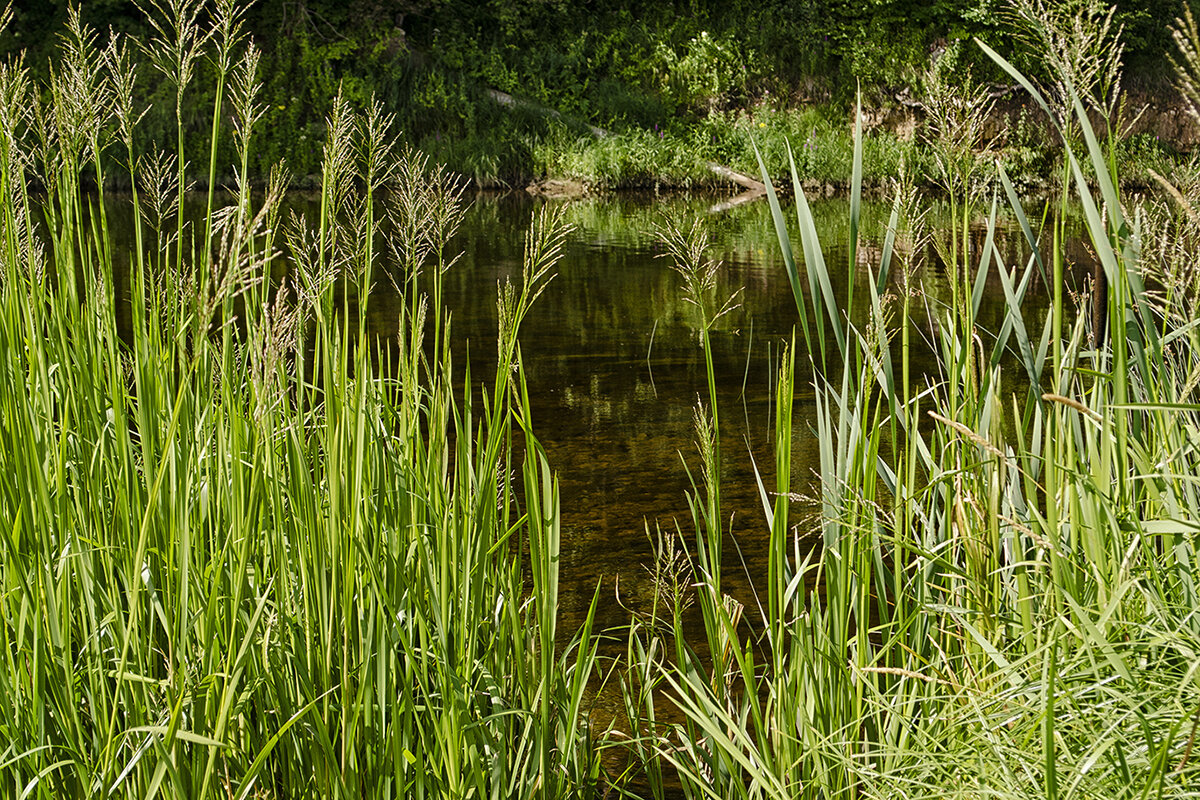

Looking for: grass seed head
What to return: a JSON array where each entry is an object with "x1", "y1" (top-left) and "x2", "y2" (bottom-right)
[
  {"x1": 1006, "y1": 0, "x2": 1125, "y2": 126},
  {"x1": 654, "y1": 213, "x2": 741, "y2": 334},
  {"x1": 232, "y1": 42, "x2": 264, "y2": 162}
]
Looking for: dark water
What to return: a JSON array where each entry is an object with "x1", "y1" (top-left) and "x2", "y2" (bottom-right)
[
  {"x1": 448, "y1": 193, "x2": 816, "y2": 634},
  {"x1": 101, "y1": 188, "x2": 1090, "y2": 781},
  {"x1": 387, "y1": 191, "x2": 1086, "y2": 638},
  {"x1": 102, "y1": 188, "x2": 1088, "y2": 637},
  {"x1": 348, "y1": 191, "x2": 816, "y2": 633}
]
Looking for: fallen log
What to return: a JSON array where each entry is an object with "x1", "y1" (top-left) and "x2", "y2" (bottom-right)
[
  {"x1": 708, "y1": 188, "x2": 766, "y2": 214},
  {"x1": 704, "y1": 162, "x2": 765, "y2": 193}
]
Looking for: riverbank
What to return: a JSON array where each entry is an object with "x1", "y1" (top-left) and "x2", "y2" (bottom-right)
[
  {"x1": 8, "y1": 4, "x2": 1200, "y2": 798},
  {"x1": 470, "y1": 90, "x2": 1194, "y2": 196},
  {"x1": 10, "y1": 1, "x2": 1194, "y2": 197}
]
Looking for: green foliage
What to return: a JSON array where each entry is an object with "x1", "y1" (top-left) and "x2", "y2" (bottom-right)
[
  {"x1": 652, "y1": 30, "x2": 756, "y2": 114},
  {"x1": 7, "y1": 3, "x2": 1200, "y2": 799},
  {"x1": 0, "y1": 6, "x2": 611, "y2": 797},
  {"x1": 994, "y1": 104, "x2": 1057, "y2": 188},
  {"x1": 1, "y1": 0, "x2": 1192, "y2": 186},
  {"x1": 529, "y1": 104, "x2": 926, "y2": 189},
  {"x1": 621, "y1": 48, "x2": 1200, "y2": 800},
  {"x1": 1122, "y1": 0, "x2": 1200, "y2": 73},
  {"x1": 1113, "y1": 131, "x2": 1179, "y2": 184}
]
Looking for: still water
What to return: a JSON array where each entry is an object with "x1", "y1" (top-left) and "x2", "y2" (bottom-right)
[
  {"x1": 361, "y1": 191, "x2": 1084, "y2": 636},
  {"x1": 106, "y1": 188, "x2": 1082, "y2": 637}
]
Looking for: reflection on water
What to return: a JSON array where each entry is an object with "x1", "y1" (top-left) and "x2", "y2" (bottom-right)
[
  {"x1": 409, "y1": 191, "x2": 1087, "y2": 637},
  {"x1": 103, "y1": 189, "x2": 1088, "y2": 637},
  {"x1": 443, "y1": 193, "x2": 819, "y2": 635}
]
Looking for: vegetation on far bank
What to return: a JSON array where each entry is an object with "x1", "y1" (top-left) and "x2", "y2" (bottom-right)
[{"x1": 2, "y1": 0, "x2": 1197, "y2": 189}]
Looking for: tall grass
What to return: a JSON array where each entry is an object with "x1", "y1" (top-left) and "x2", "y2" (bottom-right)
[
  {"x1": 0, "y1": 5, "x2": 608, "y2": 798},
  {"x1": 623, "y1": 21, "x2": 1200, "y2": 800},
  {"x1": 9, "y1": 3, "x2": 1200, "y2": 800}
]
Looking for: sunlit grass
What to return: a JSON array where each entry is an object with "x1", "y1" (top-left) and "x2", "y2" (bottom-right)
[
  {"x1": 618, "y1": 11, "x2": 1200, "y2": 800},
  {"x1": 0, "y1": 3, "x2": 606, "y2": 798},
  {"x1": 6, "y1": 2, "x2": 1200, "y2": 799}
]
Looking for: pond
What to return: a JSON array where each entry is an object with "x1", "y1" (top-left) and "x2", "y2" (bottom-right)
[
  {"x1": 357, "y1": 190, "x2": 1089, "y2": 638},
  {"x1": 100, "y1": 187, "x2": 1087, "y2": 640},
  {"x1": 93, "y1": 186, "x2": 1096, "y2": 790}
]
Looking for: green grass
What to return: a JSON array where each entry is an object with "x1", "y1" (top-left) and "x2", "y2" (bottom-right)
[
  {"x1": 616, "y1": 34, "x2": 1200, "y2": 800},
  {"x1": 0, "y1": 3, "x2": 607, "y2": 797},
  {"x1": 7, "y1": 3, "x2": 1200, "y2": 799},
  {"x1": 528, "y1": 104, "x2": 929, "y2": 190},
  {"x1": 524, "y1": 100, "x2": 1185, "y2": 195}
]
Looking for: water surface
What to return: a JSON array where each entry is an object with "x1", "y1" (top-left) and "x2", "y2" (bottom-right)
[
  {"x1": 400, "y1": 191, "x2": 1086, "y2": 635},
  {"x1": 105, "y1": 188, "x2": 1085, "y2": 638}
]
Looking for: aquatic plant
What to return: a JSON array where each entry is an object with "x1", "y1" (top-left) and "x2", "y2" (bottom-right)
[
  {"x1": 623, "y1": 24, "x2": 1200, "y2": 800},
  {"x1": 7, "y1": 2, "x2": 1200, "y2": 799},
  {"x1": 0, "y1": 5, "x2": 607, "y2": 798}
]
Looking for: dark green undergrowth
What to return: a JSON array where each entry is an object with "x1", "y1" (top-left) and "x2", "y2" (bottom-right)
[{"x1": 1, "y1": 0, "x2": 1194, "y2": 187}]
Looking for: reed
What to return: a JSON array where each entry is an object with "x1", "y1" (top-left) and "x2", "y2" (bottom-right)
[
  {"x1": 8, "y1": 3, "x2": 1200, "y2": 799},
  {"x1": 622, "y1": 17, "x2": 1200, "y2": 800},
  {"x1": 0, "y1": 5, "x2": 607, "y2": 798}
]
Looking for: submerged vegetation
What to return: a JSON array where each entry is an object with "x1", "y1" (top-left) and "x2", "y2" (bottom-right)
[{"x1": 4, "y1": 1, "x2": 1200, "y2": 799}]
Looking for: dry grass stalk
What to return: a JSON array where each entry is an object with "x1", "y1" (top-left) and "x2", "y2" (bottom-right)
[{"x1": 1041, "y1": 392, "x2": 1103, "y2": 422}]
